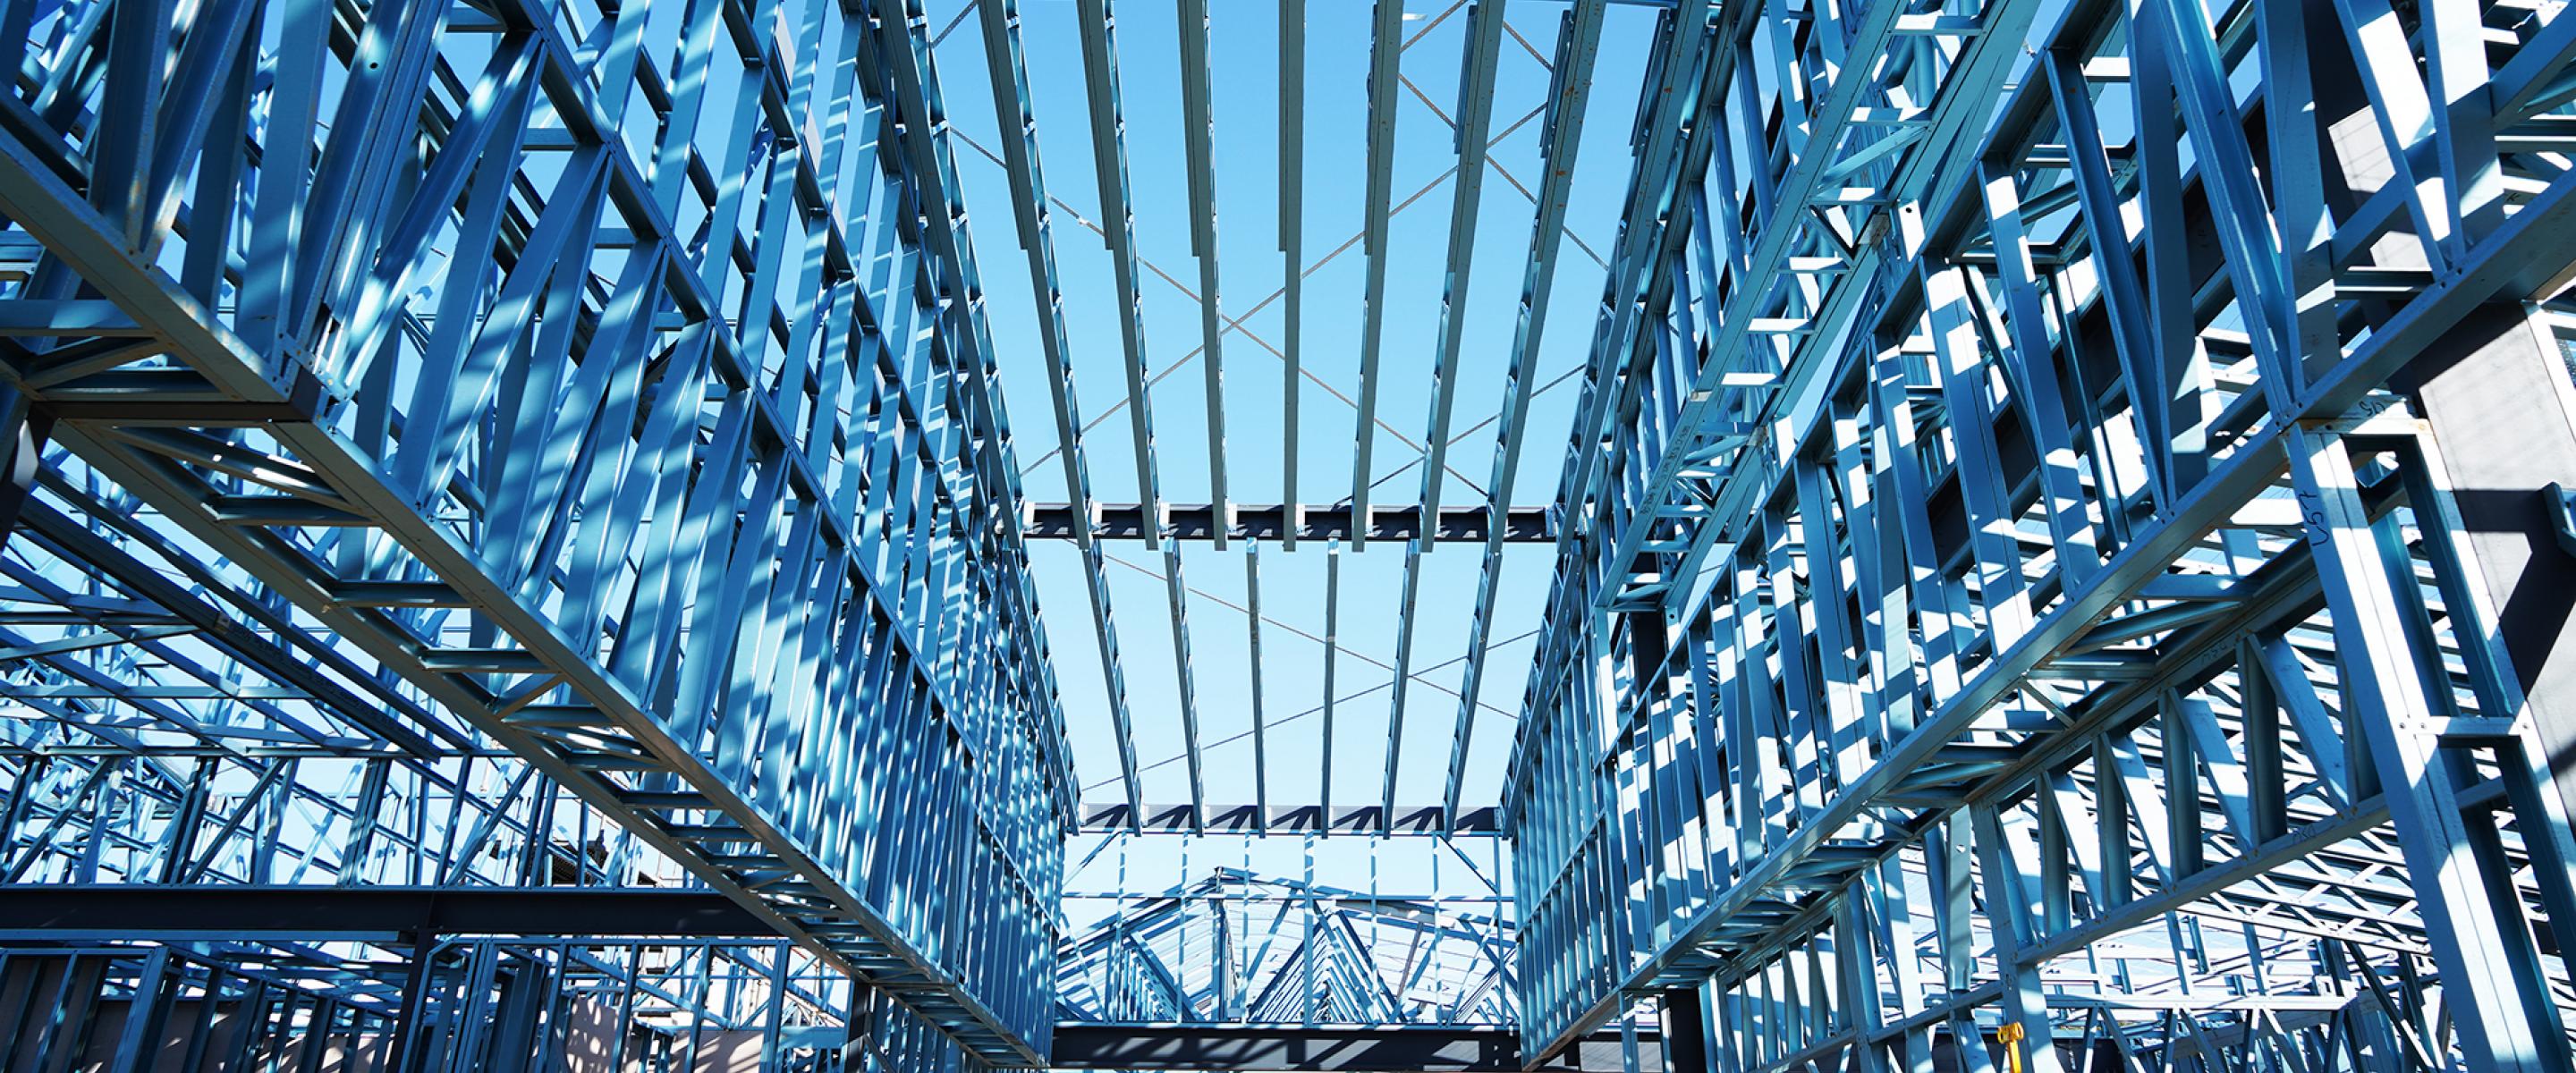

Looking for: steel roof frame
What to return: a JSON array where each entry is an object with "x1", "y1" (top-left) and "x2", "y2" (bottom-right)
[
  {"x1": 922, "y1": 0, "x2": 1634, "y2": 843},
  {"x1": 1059, "y1": 866, "x2": 1521, "y2": 1028},
  {"x1": 940, "y1": 0, "x2": 1613, "y2": 841}
]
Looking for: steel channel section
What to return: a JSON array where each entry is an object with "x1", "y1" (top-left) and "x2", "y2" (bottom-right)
[
  {"x1": 1177, "y1": 0, "x2": 1229, "y2": 545},
  {"x1": 0, "y1": 0, "x2": 1075, "y2": 1065},
  {"x1": 1279, "y1": 0, "x2": 1305, "y2": 559},
  {"x1": 1071, "y1": 0, "x2": 1208, "y2": 828},
  {"x1": 1509, "y1": 0, "x2": 2576, "y2": 1068},
  {"x1": 1345, "y1": 0, "x2": 1409, "y2": 553},
  {"x1": 1076, "y1": 804, "x2": 1502, "y2": 835},
  {"x1": 968, "y1": 0, "x2": 1148, "y2": 826},
  {"x1": 1376, "y1": 3, "x2": 1508, "y2": 834},
  {"x1": 1441, "y1": 0, "x2": 1609, "y2": 822}
]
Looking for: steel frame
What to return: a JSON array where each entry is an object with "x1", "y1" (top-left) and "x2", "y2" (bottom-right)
[
  {"x1": 0, "y1": 936, "x2": 864, "y2": 1070},
  {"x1": 1513, "y1": 0, "x2": 2576, "y2": 1070},
  {"x1": 11, "y1": 0, "x2": 2576, "y2": 1069},
  {"x1": 1059, "y1": 865, "x2": 1519, "y2": 1029},
  {"x1": 0, "y1": 0, "x2": 1076, "y2": 1065},
  {"x1": 934, "y1": 0, "x2": 1633, "y2": 841}
]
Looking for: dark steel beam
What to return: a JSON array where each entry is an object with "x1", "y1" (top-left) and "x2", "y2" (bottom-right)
[
  {"x1": 1657, "y1": 989, "x2": 1707, "y2": 1073},
  {"x1": 0, "y1": 384, "x2": 47, "y2": 547},
  {"x1": 0, "y1": 886, "x2": 778, "y2": 940},
  {"x1": 1048, "y1": 1026, "x2": 1655, "y2": 1073},
  {"x1": 1077, "y1": 803, "x2": 1499, "y2": 834},
  {"x1": 1024, "y1": 503, "x2": 1554, "y2": 545}
]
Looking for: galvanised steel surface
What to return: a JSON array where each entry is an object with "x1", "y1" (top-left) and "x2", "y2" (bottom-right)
[
  {"x1": 1513, "y1": 0, "x2": 2576, "y2": 1069},
  {"x1": 0, "y1": 0, "x2": 1076, "y2": 1064}
]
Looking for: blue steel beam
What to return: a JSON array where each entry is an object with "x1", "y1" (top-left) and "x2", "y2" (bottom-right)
[
  {"x1": 1247, "y1": 545, "x2": 1273, "y2": 828},
  {"x1": 973, "y1": 0, "x2": 1148, "y2": 824},
  {"x1": 1322, "y1": 541, "x2": 1343, "y2": 817},
  {"x1": 1280, "y1": 0, "x2": 1306, "y2": 551},
  {"x1": 1440, "y1": 0, "x2": 1608, "y2": 819},
  {"x1": 1074, "y1": 0, "x2": 1174, "y2": 559},
  {"x1": 1346, "y1": 0, "x2": 1408, "y2": 552},
  {"x1": 1178, "y1": 0, "x2": 1230, "y2": 551},
  {"x1": 1379, "y1": 1, "x2": 1509, "y2": 832},
  {"x1": 1409, "y1": 3, "x2": 1509, "y2": 529},
  {"x1": 1072, "y1": 0, "x2": 1208, "y2": 826}
]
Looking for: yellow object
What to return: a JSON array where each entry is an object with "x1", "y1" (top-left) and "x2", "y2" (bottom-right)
[{"x1": 1997, "y1": 1022, "x2": 2026, "y2": 1073}]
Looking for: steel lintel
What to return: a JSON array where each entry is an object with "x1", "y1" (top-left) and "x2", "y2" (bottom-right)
[
  {"x1": 1048, "y1": 1026, "x2": 1655, "y2": 1073},
  {"x1": 1079, "y1": 803, "x2": 1500, "y2": 834},
  {"x1": 1025, "y1": 503, "x2": 1553, "y2": 545},
  {"x1": 0, "y1": 885, "x2": 778, "y2": 940}
]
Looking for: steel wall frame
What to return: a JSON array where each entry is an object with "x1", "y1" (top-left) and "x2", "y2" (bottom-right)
[
  {"x1": 0, "y1": 0, "x2": 1076, "y2": 1064},
  {"x1": 0, "y1": 937, "x2": 864, "y2": 1070},
  {"x1": 1512, "y1": 0, "x2": 2576, "y2": 1069}
]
